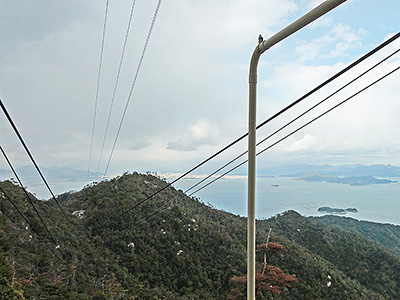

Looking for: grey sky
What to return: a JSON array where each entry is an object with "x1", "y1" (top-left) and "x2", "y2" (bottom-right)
[{"x1": 0, "y1": 0, "x2": 399, "y2": 178}]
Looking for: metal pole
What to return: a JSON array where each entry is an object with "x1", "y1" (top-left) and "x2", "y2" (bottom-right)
[{"x1": 247, "y1": 1, "x2": 346, "y2": 299}]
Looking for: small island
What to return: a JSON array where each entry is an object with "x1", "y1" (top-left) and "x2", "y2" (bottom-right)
[{"x1": 318, "y1": 206, "x2": 358, "y2": 214}]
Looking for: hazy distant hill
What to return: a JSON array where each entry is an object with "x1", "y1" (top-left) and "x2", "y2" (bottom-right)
[
  {"x1": 257, "y1": 163, "x2": 400, "y2": 178},
  {"x1": 294, "y1": 172, "x2": 397, "y2": 186},
  {"x1": 2, "y1": 163, "x2": 400, "y2": 185},
  {"x1": 0, "y1": 165, "x2": 101, "y2": 183},
  {"x1": 1, "y1": 173, "x2": 399, "y2": 299}
]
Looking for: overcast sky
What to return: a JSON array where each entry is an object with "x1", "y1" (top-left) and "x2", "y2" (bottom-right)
[{"x1": 0, "y1": 0, "x2": 399, "y2": 180}]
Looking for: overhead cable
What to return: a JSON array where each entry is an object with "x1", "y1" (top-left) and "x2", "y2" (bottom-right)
[
  {"x1": 122, "y1": 32, "x2": 400, "y2": 214},
  {"x1": 189, "y1": 64, "x2": 400, "y2": 196},
  {"x1": 0, "y1": 145, "x2": 61, "y2": 248},
  {"x1": 184, "y1": 47, "x2": 400, "y2": 194},
  {"x1": 131, "y1": 195, "x2": 177, "y2": 229},
  {"x1": 88, "y1": 0, "x2": 110, "y2": 180},
  {"x1": 0, "y1": 185, "x2": 63, "y2": 261},
  {"x1": 0, "y1": 100, "x2": 73, "y2": 225},
  {"x1": 104, "y1": 0, "x2": 163, "y2": 176},
  {"x1": 96, "y1": 0, "x2": 137, "y2": 174},
  {"x1": 133, "y1": 62, "x2": 400, "y2": 228}
]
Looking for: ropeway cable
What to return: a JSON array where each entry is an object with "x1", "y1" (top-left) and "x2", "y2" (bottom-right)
[
  {"x1": 0, "y1": 100, "x2": 73, "y2": 226},
  {"x1": 131, "y1": 62, "x2": 400, "y2": 228},
  {"x1": 121, "y1": 32, "x2": 400, "y2": 214},
  {"x1": 103, "y1": 0, "x2": 163, "y2": 177},
  {"x1": 189, "y1": 64, "x2": 400, "y2": 196},
  {"x1": 0, "y1": 108, "x2": 102, "y2": 259},
  {"x1": 0, "y1": 102, "x2": 107, "y2": 257},
  {"x1": 0, "y1": 145, "x2": 61, "y2": 249},
  {"x1": 88, "y1": 0, "x2": 110, "y2": 180},
  {"x1": 96, "y1": 0, "x2": 137, "y2": 174},
  {"x1": 184, "y1": 47, "x2": 400, "y2": 195},
  {"x1": 0, "y1": 185, "x2": 63, "y2": 261}
]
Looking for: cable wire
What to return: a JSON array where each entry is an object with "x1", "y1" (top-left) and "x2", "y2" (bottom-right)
[
  {"x1": 0, "y1": 100, "x2": 73, "y2": 226},
  {"x1": 0, "y1": 145, "x2": 95, "y2": 263},
  {"x1": 131, "y1": 195, "x2": 177, "y2": 229},
  {"x1": 0, "y1": 185, "x2": 63, "y2": 261},
  {"x1": 103, "y1": 0, "x2": 163, "y2": 176},
  {"x1": 88, "y1": 0, "x2": 110, "y2": 180},
  {"x1": 0, "y1": 145, "x2": 60, "y2": 248},
  {"x1": 0, "y1": 106, "x2": 107, "y2": 262},
  {"x1": 96, "y1": 0, "x2": 137, "y2": 175},
  {"x1": 184, "y1": 47, "x2": 400, "y2": 195},
  {"x1": 189, "y1": 64, "x2": 400, "y2": 196},
  {"x1": 134, "y1": 63, "x2": 400, "y2": 228},
  {"x1": 121, "y1": 32, "x2": 400, "y2": 214}
]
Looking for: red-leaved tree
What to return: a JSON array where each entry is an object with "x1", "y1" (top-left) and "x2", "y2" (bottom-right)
[{"x1": 227, "y1": 239, "x2": 298, "y2": 299}]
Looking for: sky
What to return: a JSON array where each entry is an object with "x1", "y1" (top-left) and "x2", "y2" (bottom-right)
[{"x1": 0, "y1": 0, "x2": 399, "y2": 181}]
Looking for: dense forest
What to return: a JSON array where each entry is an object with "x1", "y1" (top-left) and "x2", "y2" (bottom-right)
[{"x1": 1, "y1": 172, "x2": 400, "y2": 299}]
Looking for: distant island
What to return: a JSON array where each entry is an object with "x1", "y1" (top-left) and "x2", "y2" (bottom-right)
[
  {"x1": 295, "y1": 172, "x2": 397, "y2": 186},
  {"x1": 318, "y1": 206, "x2": 358, "y2": 214}
]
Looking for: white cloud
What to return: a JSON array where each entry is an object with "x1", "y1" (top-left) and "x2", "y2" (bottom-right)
[
  {"x1": 129, "y1": 142, "x2": 151, "y2": 151},
  {"x1": 167, "y1": 119, "x2": 220, "y2": 151},
  {"x1": 329, "y1": 24, "x2": 368, "y2": 57},
  {"x1": 285, "y1": 134, "x2": 318, "y2": 152},
  {"x1": 295, "y1": 23, "x2": 367, "y2": 62}
]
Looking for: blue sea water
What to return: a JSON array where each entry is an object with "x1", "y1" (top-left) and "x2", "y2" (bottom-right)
[{"x1": 174, "y1": 177, "x2": 400, "y2": 225}]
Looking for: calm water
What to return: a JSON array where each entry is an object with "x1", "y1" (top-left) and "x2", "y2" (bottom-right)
[{"x1": 174, "y1": 177, "x2": 400, "y2": 225}]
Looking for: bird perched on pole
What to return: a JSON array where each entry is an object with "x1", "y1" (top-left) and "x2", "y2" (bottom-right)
[{"x1": 258, "y1": 34, "x2": 263, "y2": 44}]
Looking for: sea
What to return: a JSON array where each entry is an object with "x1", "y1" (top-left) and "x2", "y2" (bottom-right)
[
  {"x1": 173, "y1": 176, "x2": 400, "y2": 225},
  {"x1": 27, "y1": 176, "x2": 400, "y2": 226}
]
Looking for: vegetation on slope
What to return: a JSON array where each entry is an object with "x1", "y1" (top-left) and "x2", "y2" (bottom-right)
[
  {"x1": 313, "y1": 215, "x2": 400, "y2": 255},
  {"x1": 260, "y1": 211, "x2": 400, "y2": 299},
  {"x1": 0, "y1": 173, "x2": 399, "y2": 299}
]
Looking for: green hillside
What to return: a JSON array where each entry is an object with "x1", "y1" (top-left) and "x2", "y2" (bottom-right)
[
  {"x1": 313, "y1": 215, "x2": 400, "y2": 255},
  {"x1": 0, "y1": 173, "x2": 399, "y2": 299}
]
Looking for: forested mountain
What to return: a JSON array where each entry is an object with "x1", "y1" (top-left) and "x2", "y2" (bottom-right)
[
  {"x1": 313, "y1": 215, "x2": 400, "y2": 255},
  {"x1": 0, "y1": 172, "x2": 399, "y2": 299}
]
